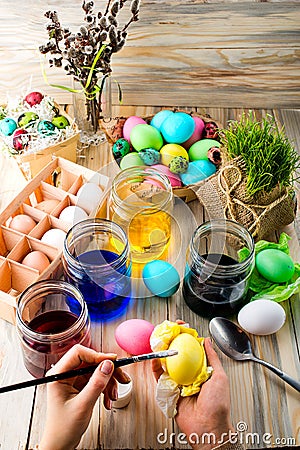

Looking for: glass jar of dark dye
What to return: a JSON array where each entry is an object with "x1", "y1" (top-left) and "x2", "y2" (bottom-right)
[
  {"x1": 16, "y1": 280, "x2": 91, "y2": 378},
  {"x1": 63, "y1": 218, "x2": 132, "y2": 322},
  {"x1": 182, "y1": 220, "x2": 255, "y2": 318}
]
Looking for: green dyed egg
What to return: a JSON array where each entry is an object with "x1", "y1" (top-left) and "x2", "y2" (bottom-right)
[
  {"x1": 189, "y1": 139, "x2": 220, "y2": 161},
  {"x1": 130, "y1": 124, "x2": 163, "y2": 151},
  {"x1": 256, "y1": 249, "x2": 295, "y2": 283},
  {"x1": 120, "y1": 152, "x2": 144, "y2": 170},
  {"x1": 113, "y1": 138, "x2": 130, "y2": 159},
  {"x1": 52, "y1": 115, "x2": 70, "y2": 129}
]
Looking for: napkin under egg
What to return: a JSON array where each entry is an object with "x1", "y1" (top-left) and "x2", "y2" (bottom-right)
[{"x1": 150, "y1": 320, "x2": 212, "y2": 418}]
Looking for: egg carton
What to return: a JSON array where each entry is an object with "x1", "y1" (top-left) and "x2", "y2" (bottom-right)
[
  {"x1": 99, "y1": 110, "x2": 223, "y2": 203},
  {"x1": 0, "y1": 157, "x2": 109, "y2": 324}
]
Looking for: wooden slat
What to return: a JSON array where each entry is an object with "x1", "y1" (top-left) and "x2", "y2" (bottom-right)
[{"x1": 0, "y1": 1, "x2": 299, "y2": 107}]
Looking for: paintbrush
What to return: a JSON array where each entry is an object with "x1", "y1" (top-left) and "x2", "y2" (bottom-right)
[{"x1": 0, "y1": 350, "x2": 177, "y2": 394}]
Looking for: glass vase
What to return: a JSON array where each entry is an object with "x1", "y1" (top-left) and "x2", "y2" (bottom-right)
[{"x1": 72, "y1": 75, "x2": 112, "y2": 149}]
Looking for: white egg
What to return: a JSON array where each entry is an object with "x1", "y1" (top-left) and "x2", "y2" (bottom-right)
[
  {"x1": 59, "y1": 205, "x2": 88, "y2": 226},
  {"x1": 41, "y1": 228, "x2": 67, "y2": 250},
  {"x1": 238, "y1": 300, "x2": 286, "y2": 336},
  {"x1": 76, "y1": 183, "x2": 103, "y2": 214}
]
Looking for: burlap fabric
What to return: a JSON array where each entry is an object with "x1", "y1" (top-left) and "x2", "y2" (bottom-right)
[{"x1": 194, "y1": 156, "x2": 296, "y2": 241}]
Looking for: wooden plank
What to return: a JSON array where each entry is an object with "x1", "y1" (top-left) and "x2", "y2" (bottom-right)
[
  {"x1": 0, "y1": 319, "x2": 35, "y2": 449},
  {"x1": 0, "y1": 2, "x2": 299, "y2": 107}
]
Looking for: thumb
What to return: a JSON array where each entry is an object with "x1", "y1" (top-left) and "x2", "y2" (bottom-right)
[{"x1": 78, "y1": 359, "x2": 114, "y2": 407}]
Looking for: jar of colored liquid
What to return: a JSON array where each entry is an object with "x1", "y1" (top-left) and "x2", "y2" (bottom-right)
[
  {"x1": 108, "y1": 167, "x2": 173, "y2": 263},
  {"x1": 63, "y1": 218, "x2": 131, "y2": 321},
  {"x1": 183, "y1": 220, "x2": 255, "y2": 318},
  {"x1": 16, "y1": 280, "x2": 91, "y2": 378}
]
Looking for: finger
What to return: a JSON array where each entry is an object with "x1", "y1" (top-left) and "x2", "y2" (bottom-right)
[
  {"x1": 152, "y1": 358, "x2": 164, "y2": 382},
  {"x1": 113, "y1": 368, "x2": 131, "y2": 384},
  {"x1": 176, "y1": 319, "x2": 186, "y2": 325},
  {"x1": 77, "y1": 359, "x2": 114, "y2": 408},
  {"x1": 204, "y1": 338, "x2": 226, "y2": 374},
  {"x1": 48, "y1": 344, "x2": 117, "y2": 374},
  {"x1": 105, "y1": 377, "x2": 118, "y2": 401}
]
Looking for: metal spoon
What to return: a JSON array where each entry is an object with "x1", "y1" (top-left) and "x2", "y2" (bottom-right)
[{"x1": 209, "y1": 317, "x2": 300, "y2": 393}]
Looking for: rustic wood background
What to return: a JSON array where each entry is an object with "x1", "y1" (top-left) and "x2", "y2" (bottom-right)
[{"x1": 0, "y1": 0, "x2": 299, "y2": 108}]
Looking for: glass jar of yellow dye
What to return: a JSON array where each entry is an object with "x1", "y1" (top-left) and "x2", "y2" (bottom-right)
[{"x1": 109, "y1": 167, "x2": 173, "y2": 263}]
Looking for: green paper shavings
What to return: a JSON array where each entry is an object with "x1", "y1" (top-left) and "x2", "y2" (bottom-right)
[{"x1": 239, "y1": 232, "x2": 300, "y2": 303}]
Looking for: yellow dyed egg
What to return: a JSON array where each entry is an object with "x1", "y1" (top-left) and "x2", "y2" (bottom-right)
[
  {"x1": 166, "y1": 333, "x2": 204, "y2": 385},
  {"x1": 160, "y1": 144, "x2": 189, "y2": 167}
]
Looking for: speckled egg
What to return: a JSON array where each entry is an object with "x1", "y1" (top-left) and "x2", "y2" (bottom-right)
[
  {"x1": 139, "y1": 148, "x2": 161, "y2": 165},
  {"x1": 160, "y1": 143, "x2": 189, "y2": 167},
  {"x1": 0, "y1": 118, "x2": 17, "y2": 136},
  {"x1": 130, "y1": 124, "x2": 163, "y2": 151},
  {"x1": 37, "y1": 120, "x2": 56, "y2": 136},
  {"x1": 142, "y1": 260, "x2": 180, "y2": 297},
  {"x1": 160, "y1": 112, "x2": 195, "y2": 144},
  {"x1": 24, "y1": 92, "x2": 44, "y2": 107},
  {"x1": 112, "y1": 138, "x2": 130, "y2": 159},
  {"x1": 150, "y1": 110, "x2": 173, "y2": 131},
  {"x1": 182, "y1": 116, "x2": 205, "y2": 149},
  {"x1": 52, "y1": 115, "x2": 70, "y2": 129},
  {"x1": 115, "y1": 319, "x2": 155, "y2": 355},
  {"x1": 180, "y1": 160, "x2": 217, "y2": 185},
  {"x1": 18, "y1": 112, "x2": 39, "y2": 128},
  {"x1": 169, "y1": 156, "x2": 189, "y2": 174},
  {"x1": 123, "y1": 116, "x2": 147, "y2": 142},
  {"x1": 189, "y1": 139, "x2": 221, "y2": 161},
  {"x1": 13, "y1": 129, "x2": 30, "y2": 151},
  {"x1": 120, "y1": 152, "x2": 144, "y2": 170}
]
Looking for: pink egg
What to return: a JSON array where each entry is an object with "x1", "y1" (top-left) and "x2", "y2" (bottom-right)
[
  {"x1": 182, "y1": 117, "x2": 205, "y2": 150},
  {"x1": 115, "y1": 319, "x2": 155, "y2": 355},
  {"x1": 152, "y1": 164, "x2": 183, "y2": 187},
  {"x1": 123, "y1": 116, "x2": 147, "y2": 142}
]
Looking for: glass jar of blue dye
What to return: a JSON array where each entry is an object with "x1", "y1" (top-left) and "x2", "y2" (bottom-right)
[{"x1": 63, "y1": 218, "x2": 132, "y2": 321}]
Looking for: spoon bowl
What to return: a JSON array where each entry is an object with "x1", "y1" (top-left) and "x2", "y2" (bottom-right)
[{"x1": 209, "y1": 317, "x2": 300, "y2": 393}]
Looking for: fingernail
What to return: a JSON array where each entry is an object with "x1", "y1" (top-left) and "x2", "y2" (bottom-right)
[
  {"x1": 112, "y1": 385, "x2": 118, "y2": 401},
  {"x1": 100, "y1": 360, "x2": 114, "y2": 375}
]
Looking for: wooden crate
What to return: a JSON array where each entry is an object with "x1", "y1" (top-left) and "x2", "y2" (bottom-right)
[{"x1": 0, "y1": 157, "x2": 110, "y2": 324}]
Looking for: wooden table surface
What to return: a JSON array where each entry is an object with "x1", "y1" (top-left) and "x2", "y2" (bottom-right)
[{"x1": 0, "y1": 106, "x2": 299, "y2": 450}]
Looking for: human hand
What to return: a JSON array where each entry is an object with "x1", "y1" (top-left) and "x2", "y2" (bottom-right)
[
  {"x1": 39, "y1": 344, "x2": 131, "y2": 450},
  {"x1": 152, "y1": 337, "x2": 234, "y2": 450}
]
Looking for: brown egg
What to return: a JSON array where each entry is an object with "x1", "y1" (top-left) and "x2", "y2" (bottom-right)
[
  {"x1": 9, "y1": 214, "x2": 36, "y2": 234},
  {"x1": 36, "y1": 199, "x2": 60, "y2": 214},
  {"x1": 22, "y1": 251, "x2": 51, "y2": 273}
]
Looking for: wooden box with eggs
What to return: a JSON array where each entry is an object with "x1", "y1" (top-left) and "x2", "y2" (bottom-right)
[
  {"x1": 0, "y1": 91, "x2": 80, "y2": 180},
  {"x1": 0, "y1": 157, "x2": 109, "y2": 324}
]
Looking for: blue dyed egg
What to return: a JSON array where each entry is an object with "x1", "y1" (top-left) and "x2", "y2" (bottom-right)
[
  {"x1": 142, "y1": 260, "x2": 180, "y2": 298},
  {"x1": 180, "y1": 160, "x2": 216, "y2": 185},
  {"x1": 37, "y1": 120, "x2": 56, "y2": 136},
  {"x1": 18, "y1": 112, "x2": 39, "y2": 128},
  {"x1": 113, "y1": 138, "x2": 130, "y2": 159},
  {"x1": 160, "y1": 112, "x2": 195, "y2": 144},
  {"x1": 0, "y1": 117, "x2": 17, "y2": 136},
  {"x1": 139, "y1": 148, "x2": 161, "y2": 165},
  {"x1": 150, "y1": 110, "x2": 173, "y2": 131}
]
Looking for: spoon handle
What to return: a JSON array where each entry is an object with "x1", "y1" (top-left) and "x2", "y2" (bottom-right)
[{"x1": 252, "y1": 356, "x2": 300, "y2": 393}]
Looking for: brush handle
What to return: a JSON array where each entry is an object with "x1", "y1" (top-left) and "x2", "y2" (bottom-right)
[{"x1": 0, "y1": 352, "x2": 174, "y2": 394}]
